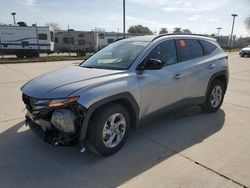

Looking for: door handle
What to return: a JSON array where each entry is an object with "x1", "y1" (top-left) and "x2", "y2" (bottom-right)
[
  {"x1": 207, "y1": 64, "x2": 215, "y2": 69},
  {"x1": 173, "y1": 73, "x2": 183, "y2": 79}
]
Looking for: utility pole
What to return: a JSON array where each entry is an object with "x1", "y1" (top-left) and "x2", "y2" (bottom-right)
[
  {"x1": 216, "y1": 27, "x2": 222, "y2": 36},
  {"x1": 229, "y1": 14, "x2": 238, "y2": 52},
  {"x1": 11, "y1": 12, "x2": 16, "y2": 25},
  {"x1": 35, "y1": 23, "x2": 40, "y2": 56},
  {"x1": 123, "y1": 0, "x2": 125, "y2": 38}
]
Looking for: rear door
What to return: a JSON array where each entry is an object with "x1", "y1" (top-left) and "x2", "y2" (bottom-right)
[{"x1": 176, "y1": 39, "x2": 217, "y2": 99}]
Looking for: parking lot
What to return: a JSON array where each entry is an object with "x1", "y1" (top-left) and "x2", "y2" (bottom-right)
[{"x1": 0, "y1": 53, "x2": 249, "y2": 188}]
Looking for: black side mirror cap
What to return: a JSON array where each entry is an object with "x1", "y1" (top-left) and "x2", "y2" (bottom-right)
[{"x1": 140, "y1": 59, "x2": 164, "y2": 70}]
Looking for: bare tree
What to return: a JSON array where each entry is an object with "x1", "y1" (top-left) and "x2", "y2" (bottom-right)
[
  {"x1": 245, "y1": 16, "x2": 250, "y2": 32},
  {"x1": 45, "y1": 22, "x2": 61, "y2": 30}
]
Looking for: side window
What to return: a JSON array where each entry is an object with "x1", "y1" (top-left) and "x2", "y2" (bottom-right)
[
  {"x1": 38, "y1": 33, "x2": 48, "y2": 40},
  {"x1": 63, "y1": 37, "x2": 68, "y2": 44},
  {"x1": 55, "y1": 37, "x2": 58, "y2": 43},
  {"x1": 146, "y1": 40, "x2": 177, "y2": 66},
  {"x1": 199, "y1": 40, "x2": 217, "y2": 55},
  {"x1": 177, "y1": 39, "x2": 203, "y2": 61}
]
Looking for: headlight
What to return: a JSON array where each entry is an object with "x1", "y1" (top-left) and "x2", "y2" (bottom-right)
[
  {"x1": 48, "y1": 96, "x2": 79, "y2": 107},
  {"x1": 51, "y1": 109, "x2": 76, "y2": 133}
]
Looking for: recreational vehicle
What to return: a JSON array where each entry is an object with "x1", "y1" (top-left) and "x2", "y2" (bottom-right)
[
  {"x1": 0, "y1": 23, "x2": 54, "y2": 58},
  {"x1": 54, "y1": 30, "x2": 99, "y2": 56}
]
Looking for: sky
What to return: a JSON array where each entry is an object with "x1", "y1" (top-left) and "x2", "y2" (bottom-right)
[{"x1": 0, "y1": 0, "x2": 250, "y2": 36}]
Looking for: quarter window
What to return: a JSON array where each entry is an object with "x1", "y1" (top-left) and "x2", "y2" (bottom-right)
[
  {"x1": 38, "y1": 33, "x2": 47, "y2": 40},
  {"x1": 146, "y1": 40, "x2": 177, "y2": 66},
  {"x1": 177, "y1": 39, "x2": 203, "y2": 61},
  {"x1": 199, "y1": 40, "x2": 217, "y2": 55}
]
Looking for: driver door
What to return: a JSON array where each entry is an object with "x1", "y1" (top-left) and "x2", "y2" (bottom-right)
[{"x1": 138, "y1": 39, "x2": 185, "y2": 117}]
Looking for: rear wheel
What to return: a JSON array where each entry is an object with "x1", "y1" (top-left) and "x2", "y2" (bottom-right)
[
  {"x1": 201, "y1": 79, "x2": 225, "y2": 113},
  {"x1": 86, "y1": 103, "x2": 130, "y2": 156}
]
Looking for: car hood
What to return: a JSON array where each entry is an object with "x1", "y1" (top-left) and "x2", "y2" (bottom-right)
[
  {"x1": 242, "y1": 47, "x2": 250, "y2": 51},
  {"x1": 21, "y1": 66, "x2": 126, "y2": 99}
]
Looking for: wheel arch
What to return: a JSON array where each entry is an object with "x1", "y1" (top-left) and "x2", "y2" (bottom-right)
[
  {"x1": 205, "y1": 70, "x2": 228, "y2": 98},
  {"x1": 79, "y1": 92, "x2": 140, "y2": 144}
]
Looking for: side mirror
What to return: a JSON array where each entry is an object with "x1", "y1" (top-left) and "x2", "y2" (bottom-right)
[{"x1": 139, "y1": 59, "x2": 164, "y2": 70}]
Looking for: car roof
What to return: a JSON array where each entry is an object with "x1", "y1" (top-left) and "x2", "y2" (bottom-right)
[{"x1": 124, "y1": 34, "x2": 216, "y2": 42}]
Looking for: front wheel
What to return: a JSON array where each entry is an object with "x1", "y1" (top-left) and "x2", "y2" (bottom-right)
[
  {"x1": 201, "y1": 79, "x2": 225, "y2": 113},
  {"x1": 86, "y1": 103, "x2": 130, "y2": 156}
]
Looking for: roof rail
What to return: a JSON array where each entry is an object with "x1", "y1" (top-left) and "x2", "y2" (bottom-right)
[{"x1": 152, "y1": 33, "x2": 214, "y2": 41}]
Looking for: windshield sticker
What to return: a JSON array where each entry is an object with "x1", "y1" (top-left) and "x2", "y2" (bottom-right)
[{"x1": 179, "y1": 40, "x2": 186, "y2": 47}]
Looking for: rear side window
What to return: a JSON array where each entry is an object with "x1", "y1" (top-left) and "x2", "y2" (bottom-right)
[
  {"x1": 177, "y1": 39, "x2": 203, "y2": 61},
  {"x1": 146, "y1": 40, "x2": 177, "y2": 66},
  {"x1": 200, "y1": 40, "x2": 217, "y2": 55}
]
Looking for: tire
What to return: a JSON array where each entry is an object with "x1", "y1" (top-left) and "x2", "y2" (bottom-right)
[
  {"x1": 201, "y1": 79, "x2": 225, "y2": 113},
  {"x1": 86, "y1": 103, "x2": 131, "y2": 156},
  {"x1": 240, "y1": 54, "x2": 244, "y2": 57}
]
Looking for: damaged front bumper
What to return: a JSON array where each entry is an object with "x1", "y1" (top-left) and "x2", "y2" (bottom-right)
[{"x1": 23, "y1": 94, "x2": 86, "y2": 146}]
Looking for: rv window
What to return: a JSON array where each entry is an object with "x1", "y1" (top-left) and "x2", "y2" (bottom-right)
[
  {"x1": 107, "y1": 39, "x2": 114, "y2": 44},
  {"x1": 21, "y1": 41, "x2": 29, "y2": 47},
  {"x1": 68, "y1": 37, "x2": 74, "y2": 44},
  {"x1": 63, "y1": 37, "x2": 74, "y2": 44},
  {"x1": 38, "y1": 33, "x2": 48, "y2": 40},
  {"x1": 78, "y1": 40, "x2": 86, "y2": 45},
  {"x1": 63, "y1": 37, "x2": 68, "y2": 44},
  {"x1": 50, "y1": 32, "x2": 54, "y2": 42},
  {"x1": 99, "y1": 33, "x2": 104, "y2": 39},
  {"x1": 79, "y1": 33, "x2": 84, "y2": 37}
]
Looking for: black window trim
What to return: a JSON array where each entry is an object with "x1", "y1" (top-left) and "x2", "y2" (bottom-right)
[{"x1": 176, "y1": 38, "x2": 205, "y2": 62}]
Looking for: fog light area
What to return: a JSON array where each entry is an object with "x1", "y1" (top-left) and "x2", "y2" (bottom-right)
[{"x1": 51, "y1": 109, "x2": 76, "y2": 133}]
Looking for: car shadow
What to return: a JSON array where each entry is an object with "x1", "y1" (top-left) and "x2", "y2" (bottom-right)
[{"x1": 0, "y1": 106, "x2": 225, "y2": 188}]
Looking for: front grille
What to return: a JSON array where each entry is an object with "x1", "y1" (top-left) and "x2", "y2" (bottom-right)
[{"x1": 22, "y1": 94, "x2": 50, "y2": 117}]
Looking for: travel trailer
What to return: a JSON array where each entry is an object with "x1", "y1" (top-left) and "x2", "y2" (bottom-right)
[
  {"x1": 0, "y1": 23, "x2": 54, "y2": 58},
  {"x1": 54, "y1": 30, "x2": 99, "y2": 56}
]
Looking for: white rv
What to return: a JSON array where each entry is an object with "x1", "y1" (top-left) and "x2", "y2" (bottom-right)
[
  {"x1": 54, "y1": 30, "x2": 99, "y2": 56},
  {"x1": 0, "y1": 23, "x2": 54, "y2": 58}
]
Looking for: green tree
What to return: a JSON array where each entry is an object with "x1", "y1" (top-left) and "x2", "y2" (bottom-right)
[
  {"x1": 173, "y1": 27, "x2": 182, "y2": 34},
  {"x1": 159, "y1": 28, "x2": 168, "y2": 34},
  {"x1": 127, "y1": 25, "x2": 153, "y2": 35},
  {"x1": 182, "y1": 29, "x2": 192, "y2": 34}
]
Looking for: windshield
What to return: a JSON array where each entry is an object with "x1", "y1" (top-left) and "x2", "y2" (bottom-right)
[{"x1": 80, "y1": 40, "x2": 150, "y2": 70}]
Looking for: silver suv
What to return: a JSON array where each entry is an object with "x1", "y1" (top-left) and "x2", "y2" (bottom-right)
[{"x1": 21, "y1": 34, "x2": 229, "y2": 156}]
